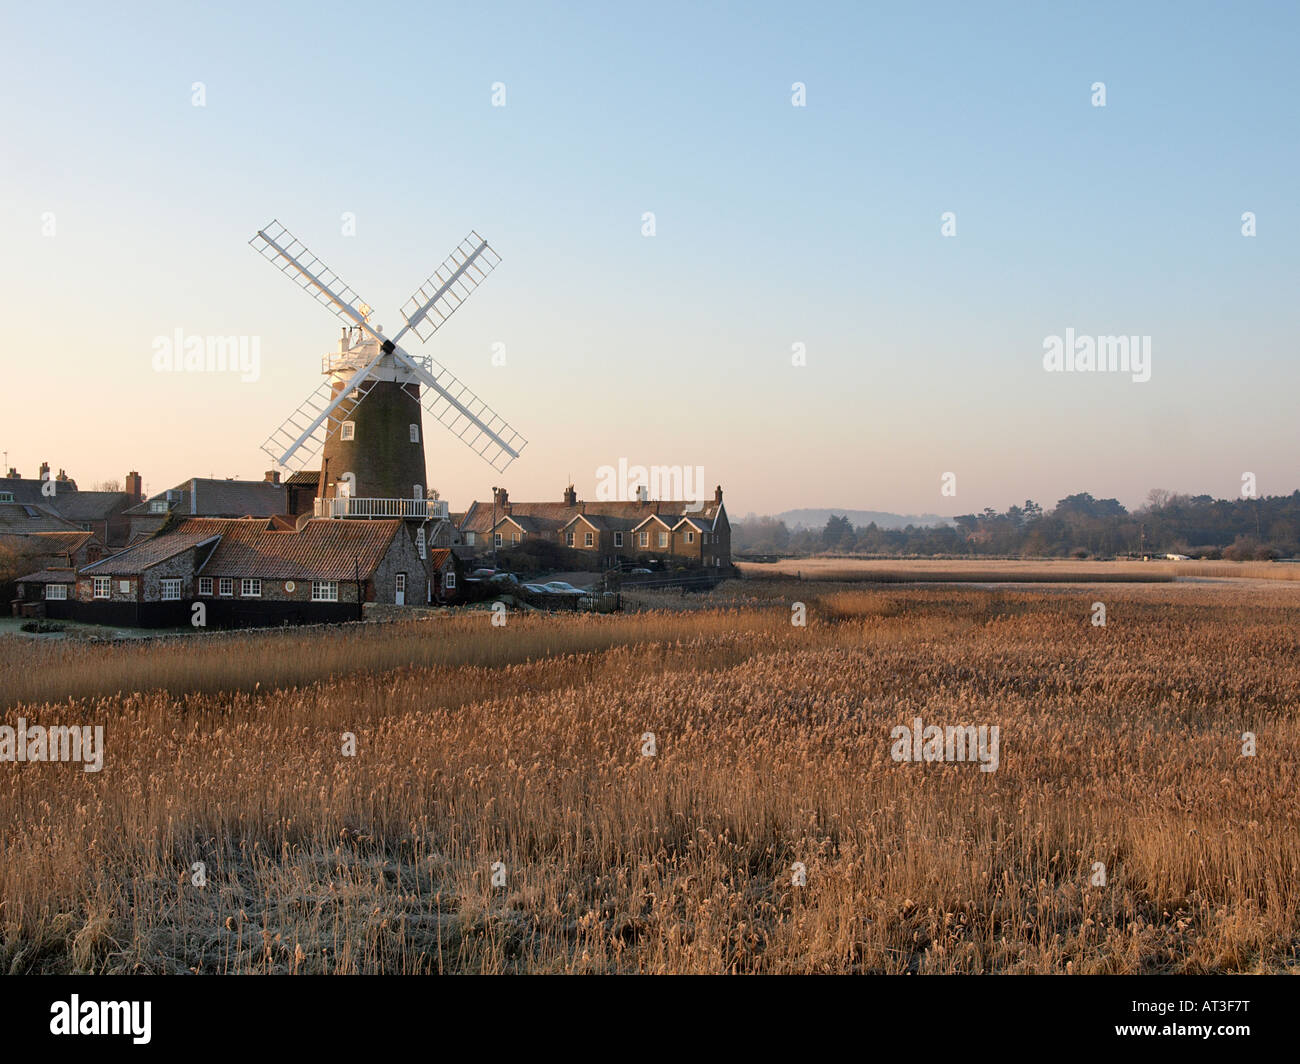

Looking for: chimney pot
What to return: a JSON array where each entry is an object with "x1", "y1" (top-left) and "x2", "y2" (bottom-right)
[{"x1": 265, "y1": 470, "x2": 281, "y2": 484}]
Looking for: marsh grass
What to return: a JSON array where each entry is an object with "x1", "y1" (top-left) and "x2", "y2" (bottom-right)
[
  {"x1": 739, "y1": 557, "x2": 1300, "y2": 583},
  {"x1": 2, "y1": 586, "x2": 1298, "y2": 974}
]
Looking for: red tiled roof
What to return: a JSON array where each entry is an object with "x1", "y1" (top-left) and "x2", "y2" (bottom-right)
[
  {"x1": 186, "y1": 517, "x2": 403, "y2": 581},
  {"x1": 2, "y1": 530, "x2": 94, "y2": 554},
  {"x1": 427, "y1": 548, "x2": 453, "y2": 570},
  {"x1": 80, "y1": 527, "x2": 227, "y2": 575}
]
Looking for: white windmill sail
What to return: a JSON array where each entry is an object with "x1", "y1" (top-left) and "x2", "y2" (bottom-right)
[
  {"x1": 250, "y1": 220, "x2": 527, "y2": 473},
  {"x1": 259, "y1": 353, "x2": 382, "y2": 469},
  {"x1": 250, "y1": 221, "x2": 378, "y2": 334}
]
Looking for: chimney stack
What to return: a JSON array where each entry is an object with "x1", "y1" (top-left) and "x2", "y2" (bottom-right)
[
  {"x1": 714, "y1": 485, "x2": 723, "y2": 504},
  {"x1": 56, "y1": 468, "x2": 69, "y2": 482},
  {"x1": 636, "y1": 484, "x2": 649, "y2": 504},
  {"x1": 39, "y1": 461, "x2": 50, "y2": 480},
  {"x1": 125, "y1": 471, "x2": 143, "y2": 502},
  {"x1": 5, "y1": 467, "x2": 18, "y2": 479},
  {"x1": 264, "y1": 470, "x2": 281, "y2": 484},
  {"x1": 563, "y1": 484, "x2": 577, "y2": 506}
]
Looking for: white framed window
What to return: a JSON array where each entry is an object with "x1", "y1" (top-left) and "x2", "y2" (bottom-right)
[
  {"x1": 494, "y1": 532, "x2": 503, "y2": 548},
  {"x1": 241, "y1": 578, "x2": 261, "y2": 597},
  {"x1": 340, "y1": 421, "x2": 355, "y2": 441},
  {"x1": 312, "y1": 581, "x2": 339, "y2": 602},
  {"x1": 409, "y1": 424, "x2": 420, "y2": 443},
  {"x1": 149, "y1": 499, "x2": 168, "y2": 513},
  {"x1": 119, "y1": 579, "x2": 131, "y2": 594},
  {"x1": 584, "y1": 531, "x2": 594, "y2": 547},
  {"x1": 160, "y1": 579, "x2": 182, "y2": 601},
  {"x1": 444, "y1": 571, "x2": 456, "y2": 589},
  {"x1": 614, "y1": 532, "x2": 624, "y2": 548},
  {"x1": 416, "y1": 526, "x2": 426, "y2": 559},
  {"x1": 465, "y1": 532, "x2": 476, "y2": 545},
  {"x1": 658, "y1": 532, "x2": 668, "y2": 548},
  {"x1": 639, "y1": 531, "x2": 648, "y2": 548},
  {"x1": 686, "y1": 530, "x2": 695, "y2": 543},
  {"x1": 93, "y1": 577, "x2": 110, "y2": 598},
  {"x1": 512, "y1": 532, "x2": 521, "y2": 544},
  {"x1": 45, "y1": 584, "x2": 68, "y2": 600},
  {"x1": 199, "y1": 577, "x2": 213, "y2": 596},
  {"x1": 219, "y1": 577, "x2": 233, "y2": 597},
  {"x1": 565, "y1": 531, "x2": 574, "y2": 546}
]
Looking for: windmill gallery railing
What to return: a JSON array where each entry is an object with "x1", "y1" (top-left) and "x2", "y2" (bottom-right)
[{"x1": 314, "y1": 497, "x2": 451, "y2": 520}]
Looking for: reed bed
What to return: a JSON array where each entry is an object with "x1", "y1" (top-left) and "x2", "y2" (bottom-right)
[
  {"x1": 739, "y1": 557, "x2": 1300, "y2": 583},
  {"x1": 1, "y1": 586, "x2": 1298, "y2": 974}
]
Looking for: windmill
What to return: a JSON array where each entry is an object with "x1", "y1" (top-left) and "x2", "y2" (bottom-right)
[{"x1": 249, "y1": 220, "x2": 525, "y2": 516}]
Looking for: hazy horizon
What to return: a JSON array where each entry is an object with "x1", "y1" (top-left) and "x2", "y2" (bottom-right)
[{"x1": 4, "y1": 1, "x2": 1296, "y2": 517}]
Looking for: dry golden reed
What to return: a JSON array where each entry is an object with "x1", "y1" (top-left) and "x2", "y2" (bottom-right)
[{"x1": 1, "y1": 582, "x2": 1297, "y2": 974}]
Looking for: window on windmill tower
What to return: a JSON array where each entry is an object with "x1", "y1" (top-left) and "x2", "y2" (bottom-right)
[
  {"x1": 409, "y1": 424, "x2": 420, "y2": 443},
  {"x1": 341, "y1": 421, "x2": 355, "y2": 441}
]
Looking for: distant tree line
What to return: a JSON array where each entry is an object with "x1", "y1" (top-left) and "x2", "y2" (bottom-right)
[{"x1": 734, "y1": 490, "x2": 1300, "y2": 560}]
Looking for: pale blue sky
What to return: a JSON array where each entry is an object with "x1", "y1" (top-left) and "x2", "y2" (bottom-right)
[{"x1": 2, "y1": 1, "x2": 1296, "y2": 515}]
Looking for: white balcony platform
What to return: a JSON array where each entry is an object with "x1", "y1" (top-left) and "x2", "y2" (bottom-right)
[{"x1": 314, "y1": 497, "x2": 449, "y2": 520}]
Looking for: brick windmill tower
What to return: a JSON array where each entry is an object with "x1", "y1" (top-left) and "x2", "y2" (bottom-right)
[{"x1": 251, "y1": 220, "x2": 526, "y2": 518}]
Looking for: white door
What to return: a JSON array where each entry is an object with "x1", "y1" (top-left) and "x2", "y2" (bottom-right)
[{"x1": 395, "y1": 572, "x2": 406, "y2": 605}]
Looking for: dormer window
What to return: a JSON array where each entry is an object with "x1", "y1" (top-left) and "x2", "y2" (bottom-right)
[{"x1": 149, "y1": 499, "x2": 169, "y2": 513}]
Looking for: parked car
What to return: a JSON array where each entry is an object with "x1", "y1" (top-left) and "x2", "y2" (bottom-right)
[
  {"x1": 521, "y1": 583, "x2": 551, "y2": 595},
  {"x1": 627, "y1": 568, "x2": 652, "y2": 575},
  {"x1": 543, "y1": 581, "x2": 585, "y2": 596}
]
